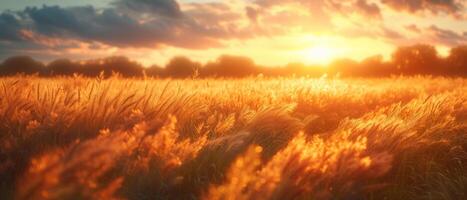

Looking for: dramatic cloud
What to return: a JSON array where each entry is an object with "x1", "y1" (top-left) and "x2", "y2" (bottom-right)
[
  {"x1": 0, "y1": 12, "x2": 23, "y2": 41},
  {"x1": 426, "y1": 25, "x2": 466, "y2": 46},
  {"x1": 113, "y1": 0, "x2": 183, "y2": 18},
  {"x1": 403, "y1": 24, "x2": 466, "y2": 46},
  {"x1": 253, "y1": 0, "x2": 382, "y2": 18},
  {"x1": 0, "y1": 0, "x2": 257, "y2": 53},
  {"x1": 254, "y1": 0, "x2": 465, "y2": 18},
  {"x1": 354, "y1": 0, "x2": 382, "y2": 18},
  {"x1": 245, "y1": 6, "x2": 259, "y2": 23},
  {"x1": 381, "y1": 0, "x2": 465, "y2": 17},
  {"x1": 0, "y1": 0, "x2": 465, "y2": 65},
  {"x1": 405, "y1": 24, "x2": 422, "y2": 33},
  {"x1": 326, "y1": 0, "x2": 382, "y2": 19},
  {"x1": 25, "y1": 6, "x2": 158, "y2": 47},
  {"x1": 22, "y1": 5, "x2": 230, "y2": 48}
]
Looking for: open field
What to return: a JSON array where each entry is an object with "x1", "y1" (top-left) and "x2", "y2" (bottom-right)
[{"x1": 0, "y1": 76, "x2": 466, "y2": 200}]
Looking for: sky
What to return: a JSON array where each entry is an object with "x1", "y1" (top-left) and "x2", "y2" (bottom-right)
[{"x1": 0, "y1": 0, "x2": 466, "y2": 66}]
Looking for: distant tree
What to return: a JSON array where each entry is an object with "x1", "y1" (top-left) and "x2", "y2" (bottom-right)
[
  {"x1": 165, "y1": 56, "x2": 200, "y2": 78},
  {"x1": 145, "y1": 64, "x2": 165, "y2": 77},
  {"x1": 391, "y1": 44, "x2": 440, "y2": 75},
  {"x1": 328, "y1": 58, "x2": 359, "y2": 77},
  {"x1": 202, "y1": 55, "x2": 258, "y2": 77},
  {"x1": 100, "y1": 56, "x2": 144, "y2": 77},
  {"x1": 2, "y1": 43, "x2": 465, "y2": 78},
  {"x1": 78, "y1": 56, "x2": 144, "y2": 77},
  {"x1": 47, "y1": 59, "x2": 81, "y2": 76},
  {"x1": 260, "y1": 65, "x2": 285, "y2": 76},
  {"x1": 284, "y1": 62, "x2": 307, "y2": 76},
  {"x1": 446, "y1": 45, "x2": 467, "y2": 76},
  {"x1": 275, "y1": 63, "x2": 324, "y2": 77},
  {"x1": 79, "y1": 59, "x2": 101, "y2": 76},
  {"x1": 359, "y1": 55, "x2": 395, "y2": 77},
  {"x1": 0, "y1": 56, "x2": 45, "y2": 76}
]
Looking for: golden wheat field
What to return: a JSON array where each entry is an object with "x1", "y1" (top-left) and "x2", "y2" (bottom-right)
[{"x1": 0, "y1": 75, "x2": 466, "y2": 200}]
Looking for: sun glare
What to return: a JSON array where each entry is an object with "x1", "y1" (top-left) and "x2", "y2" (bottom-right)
[{"x1": 302, "y1": 45, "x2": 337, "y2": 65}]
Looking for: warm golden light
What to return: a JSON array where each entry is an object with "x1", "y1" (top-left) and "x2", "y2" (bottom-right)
[{"x1": 302, "y1": 45, "x2": 338, "y2": 65}]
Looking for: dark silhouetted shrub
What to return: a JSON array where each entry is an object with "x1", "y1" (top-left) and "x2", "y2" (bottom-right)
[
  {"x1": 0, "y1": 56, "x2": 45, "y2": 75},
  {"x1": 165, "y1": 56, "x2": 201, "y2": 78}
]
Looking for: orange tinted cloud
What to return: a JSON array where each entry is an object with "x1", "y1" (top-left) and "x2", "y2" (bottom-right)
[
  {"x1": 381, "y1": 0, "x2": 465, "y2": 18},
  {"x1": 0, "y1": 0, "x2": 465, "y2": 66}
]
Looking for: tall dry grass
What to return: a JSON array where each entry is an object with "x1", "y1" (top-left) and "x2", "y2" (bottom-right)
[{"x1": 0, "y1": 75, "x2": 465, "y2": 199}]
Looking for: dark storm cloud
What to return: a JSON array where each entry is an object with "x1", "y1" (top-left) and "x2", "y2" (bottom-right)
[
  {"x1": 23, "y1": 5, "x2": 173, "y2": 48},
  {"x1": 0, "y1": 12, "x2": 23, "y2": 41},
  {"x1": 381, "y1": 0, "x2": 465, "y2": 17},
  {"x1": 113, "y1": 0, "x2": 183, "y2": 18},
  {"x1": 0, "y1": 0, "x2": 248, "y2": 51},
  {"x1": 183, "y1": 2, "x2": 243, "y2": 32},
  {"x1": 0, "y1": 38, "x2": 55, "y2": 59}
]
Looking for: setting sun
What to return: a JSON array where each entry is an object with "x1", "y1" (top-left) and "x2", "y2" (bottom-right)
[
  {"x1": 302, "y1": 45, "x2": 339, "y2": 65},
  {"x1": 0, "y1": 0, "x2": 466, "y2": 199}
]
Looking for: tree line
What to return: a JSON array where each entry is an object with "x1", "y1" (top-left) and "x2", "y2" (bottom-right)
[{"x1": 0, "y1": 44, "x2": 466, "y2": 78}]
